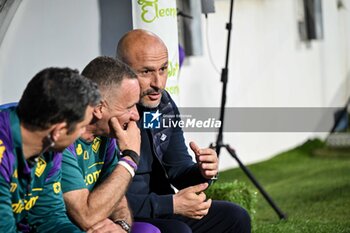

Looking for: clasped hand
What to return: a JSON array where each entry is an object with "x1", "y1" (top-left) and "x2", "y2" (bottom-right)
[{"x1": 173, "y1": 183, "x2": 212, "y2": 219}]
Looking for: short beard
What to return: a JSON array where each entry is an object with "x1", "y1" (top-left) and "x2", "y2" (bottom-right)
[
  {"x1": 139, "y1": 88, "x2": 163, "y2": 108},
  {"x1": 139, "y1": 97, "x2": 161, "y2": 109}
]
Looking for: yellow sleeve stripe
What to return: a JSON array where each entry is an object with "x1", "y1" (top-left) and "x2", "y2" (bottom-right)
[
  {"x1": 31, "y1": 188, "x2": 43, "y2": 192},
  {"x1": 88, "y1": 162, "x2": 104, "y2": 169}
]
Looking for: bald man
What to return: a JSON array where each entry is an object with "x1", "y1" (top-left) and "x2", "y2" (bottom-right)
[{"x1": 116, "y1": 29, "x2": 251, "y2": 233}]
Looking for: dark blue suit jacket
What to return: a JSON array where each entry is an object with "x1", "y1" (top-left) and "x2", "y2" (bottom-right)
[{"x1": 126, "y1": 91, "x2": 208, "y2": 219}]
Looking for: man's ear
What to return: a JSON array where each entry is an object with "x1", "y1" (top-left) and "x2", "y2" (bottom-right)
[
  {"x1": 93, "y1": 102, "x2": 105, "y2": 120},
  {"x1": 50, "y1": 122, "x2": 68, "y2": 142}
]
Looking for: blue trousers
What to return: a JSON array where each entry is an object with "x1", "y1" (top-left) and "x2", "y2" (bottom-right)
[{"x1": 136, "y1": 200, "x2": 251, "y2": 233}]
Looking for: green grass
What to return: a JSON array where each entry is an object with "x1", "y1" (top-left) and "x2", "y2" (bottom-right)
[
  {"x1": 217, "y1": 139, "x2": 350, "y2": 233},
  {"x1": 205, "y1": 180, "x2": 258, "y2": 219}
]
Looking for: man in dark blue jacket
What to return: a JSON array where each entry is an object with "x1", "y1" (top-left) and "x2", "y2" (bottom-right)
[{"x1": 117, "y1": 29, "x2": 251, "y2": 233}]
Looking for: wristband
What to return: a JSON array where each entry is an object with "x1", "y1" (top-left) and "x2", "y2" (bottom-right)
[
  {"x1": 120, "y1": 157, "x2": 138, "y2": 171},
  {"x1": 114, "y1": 220, "x2": 131, "y2": 233},
  {"x1": 118, "y1": 161, "x2": 135, "y2": 177},
  {"x1": 122, "y1": 149, "x2": 140, "y2": 165}
]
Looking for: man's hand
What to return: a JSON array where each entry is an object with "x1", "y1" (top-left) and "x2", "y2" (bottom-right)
[
  {"x1": 110, "y1": 117, "x2": 141, "y2": 155},
  {"x1": 173, "y1": 183, "x2": 212, "y2": 219},
  {"x1": 190, "y1": 142, "x2": 218, "y2": 179},
  {"x1": 110, "y1": 196, "x2": 132, "y2": 227},
  {"x1": 87, "y1": 218, "x2": 124, "y2": 233}
]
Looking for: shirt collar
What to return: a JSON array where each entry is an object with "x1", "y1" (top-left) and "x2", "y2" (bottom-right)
[{"x1": 9, "y1": 109, "x2": 32, "y2": 176}]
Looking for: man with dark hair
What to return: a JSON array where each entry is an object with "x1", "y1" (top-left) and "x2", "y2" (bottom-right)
[
  {"x1": 61, "y1": 56, "x2": 160, "y2": 233},
  {"x1": 0, "y1": 67, "x2": 100, "y2": 232},
  {"x1": 117, "y1": 29, "x2": 251, "y2": 233}
]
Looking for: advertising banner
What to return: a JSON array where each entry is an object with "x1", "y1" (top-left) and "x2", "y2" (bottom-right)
[{"x1": 132, "y1": 0, "x2": 180, "y2": 103}]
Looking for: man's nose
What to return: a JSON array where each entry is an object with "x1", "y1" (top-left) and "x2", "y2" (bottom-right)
[{"x1": 150, "y1": 73, "x2": 162, "y2": 90}]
